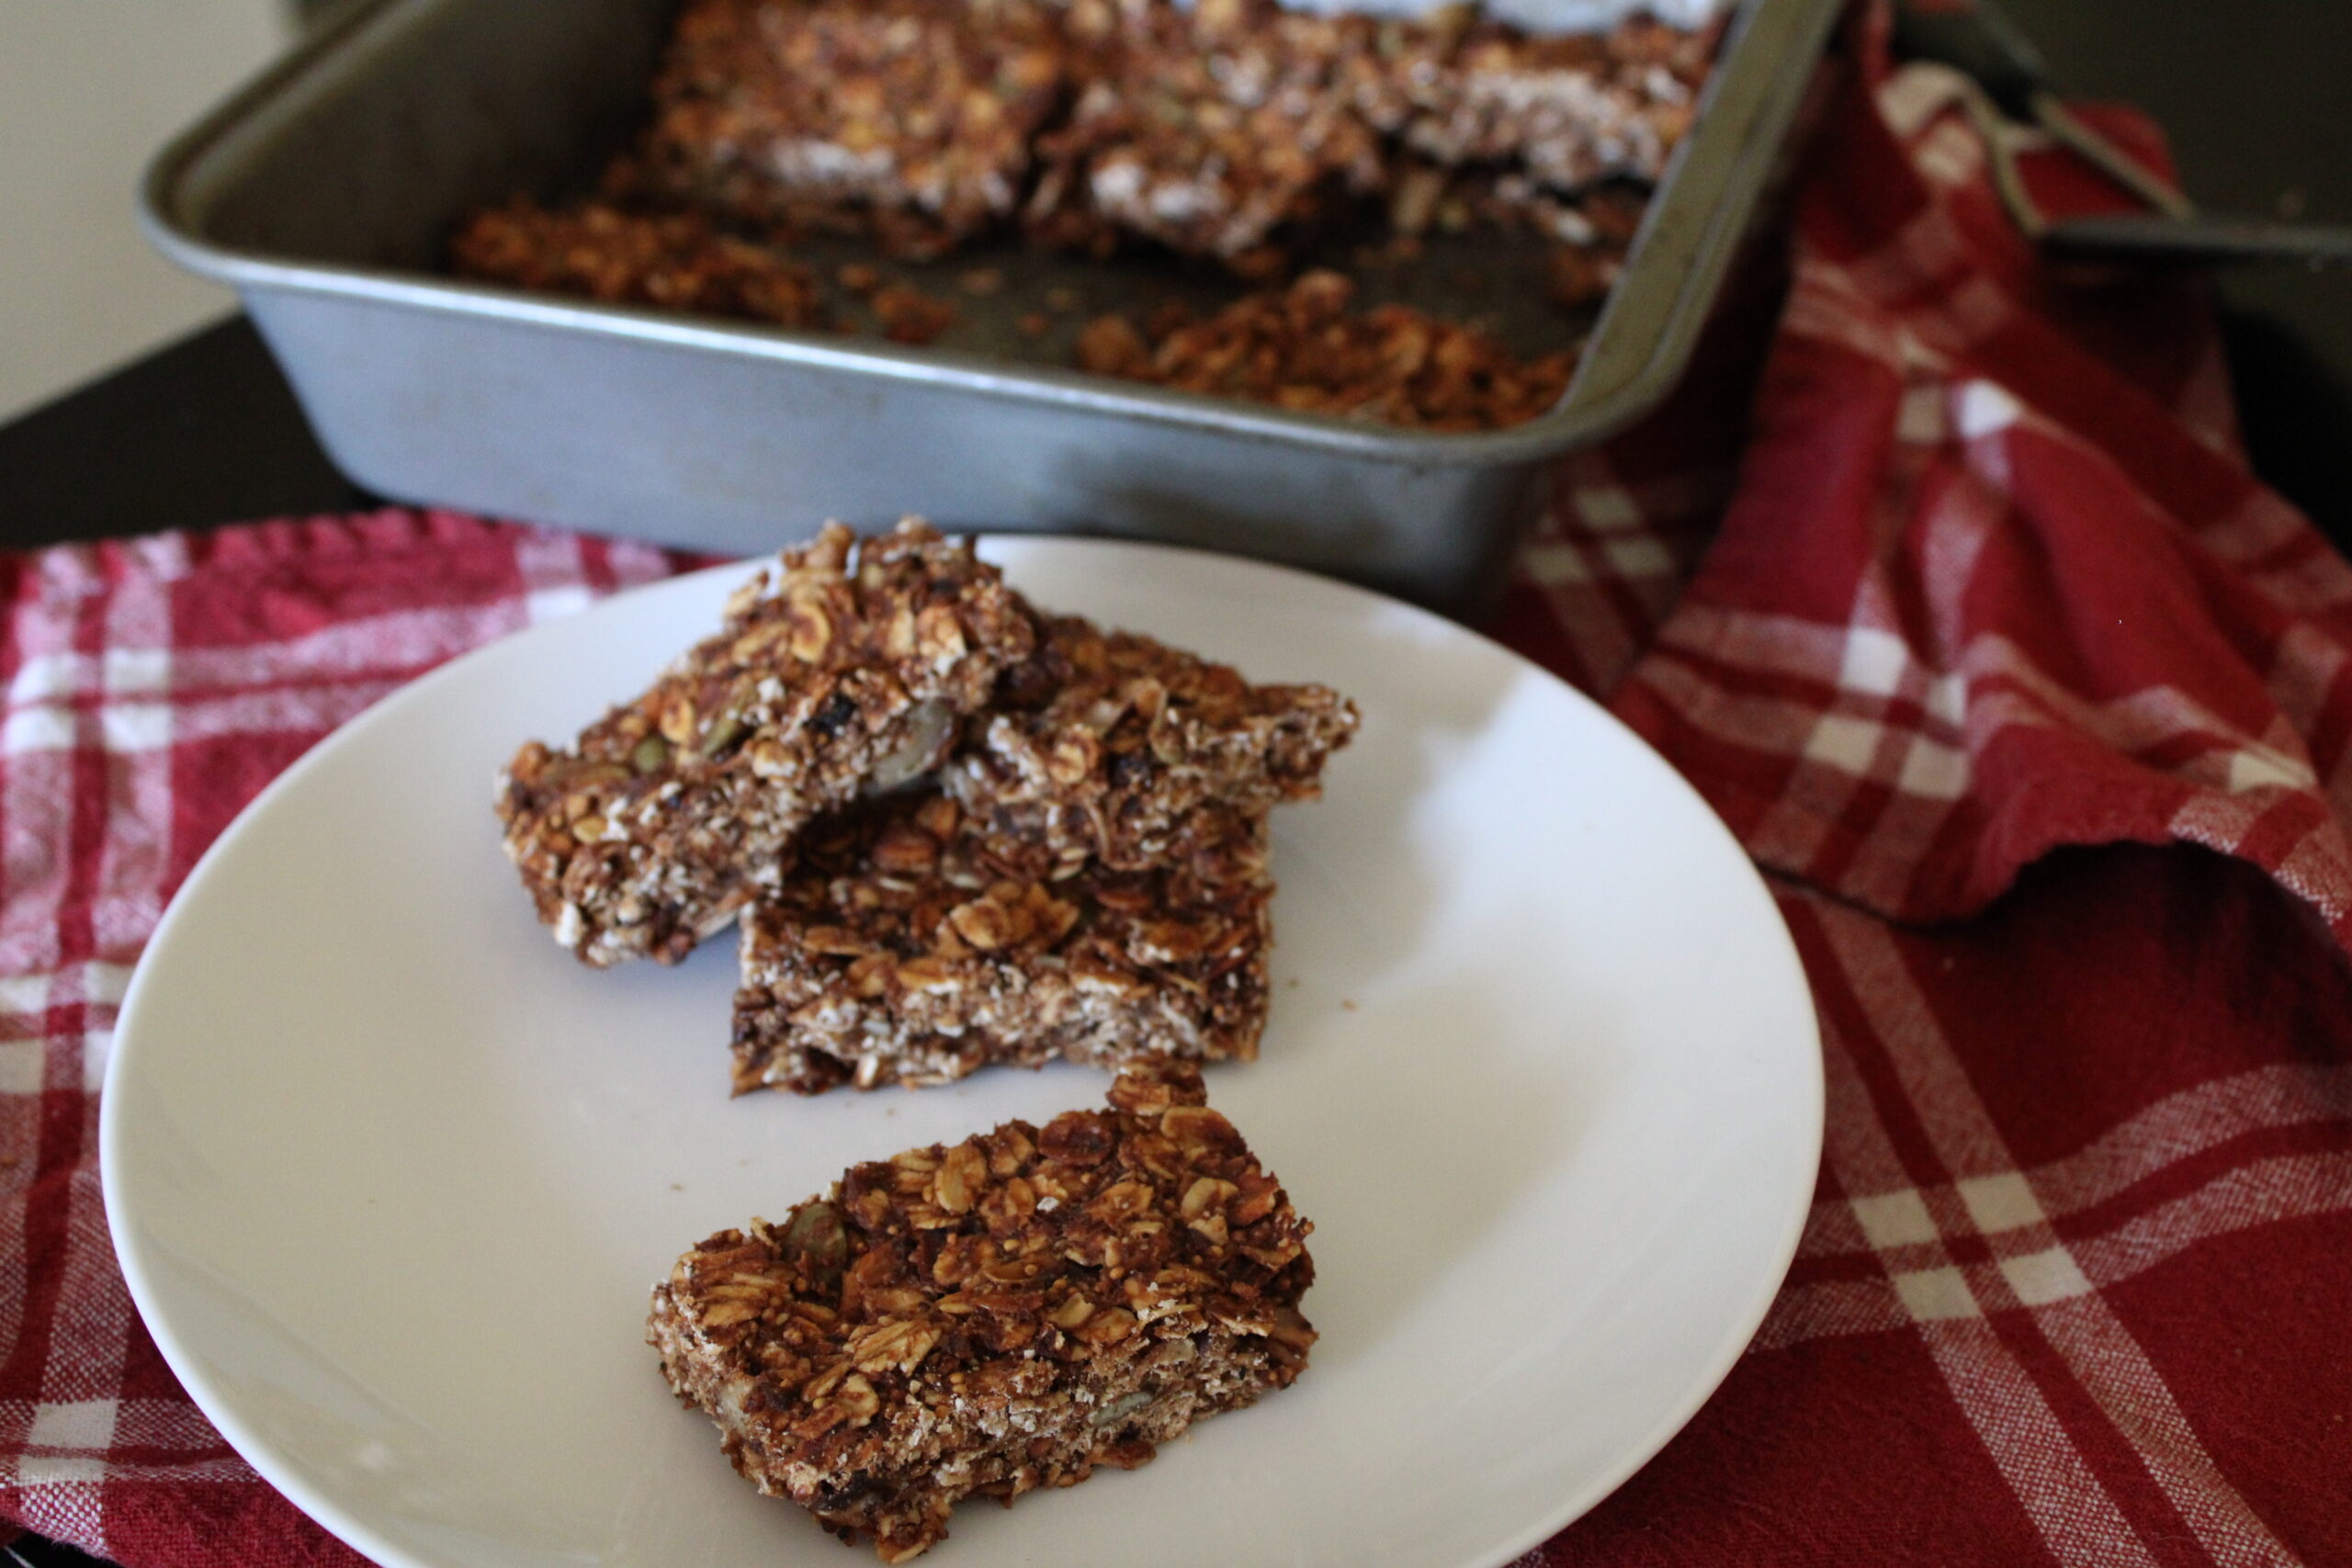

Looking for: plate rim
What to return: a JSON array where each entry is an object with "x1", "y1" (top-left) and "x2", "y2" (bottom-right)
[{"x1": 101, "y1": 535, "x2": 1823, "y2": 1568}]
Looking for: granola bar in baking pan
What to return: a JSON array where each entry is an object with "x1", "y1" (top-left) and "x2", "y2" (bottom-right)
[
  {"x1": 1023, "y1": 0, "x2": 1388, "y2": 269},
  {"x1": 641, "y1": 0, "x2": 1071, "y2": 258}
]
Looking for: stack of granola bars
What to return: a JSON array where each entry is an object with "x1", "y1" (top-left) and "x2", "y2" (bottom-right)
[{"x1": 496, "y1": 518, "x2": 1356, "y2": 1092}]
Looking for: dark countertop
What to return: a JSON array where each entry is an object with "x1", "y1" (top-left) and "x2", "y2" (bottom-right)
[
  {"x1": 0, "y1": 5, "x2": 2345, "y2": 1560},
  {"x1": 2009, "y1": 0, "x2": 2352, "y2": 542}
]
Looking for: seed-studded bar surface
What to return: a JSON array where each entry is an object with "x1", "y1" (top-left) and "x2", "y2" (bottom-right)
[
  {"x1": 648, "y1": 1061, "x2": 1316, "y2": 1561},
  {"x1": 496, "y1": 520, "x2": 1035, "y2": 966},
  {"x1": 734, "y1": 792, "x2": 1272, "y2": 1095}
]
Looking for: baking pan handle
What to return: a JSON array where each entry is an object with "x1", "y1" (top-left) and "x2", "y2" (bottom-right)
[{"x1": 1555, "y1": 0, "x2": 1845, "y2": 437}]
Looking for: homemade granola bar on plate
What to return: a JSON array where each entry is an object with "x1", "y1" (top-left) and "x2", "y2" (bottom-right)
[
  {"x1": 103, "y1": 536, "x2": 1820, "y2": 1568},
  {"x1": 652, "y1": 1061, "x2": 1316, "y2": 1560}
]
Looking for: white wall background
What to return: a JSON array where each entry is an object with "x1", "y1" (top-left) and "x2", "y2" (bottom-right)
[{"x1": 0, "y1": 0, "x2": 293, "y2": 422}]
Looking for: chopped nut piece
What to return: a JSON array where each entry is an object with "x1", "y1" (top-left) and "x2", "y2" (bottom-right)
[
  {"x1": 495, "y1": 520, "x2": 1035, "y2": 965},
  {"x1": 733, "y1": 794, "x2": 1272, "y2": 1094},
  {"x1": 945, "y1": 611, "x2": 1359, "y2": 870},
  {"x1": 648, "y1": 1061, "x2": 1315, "y2": 1561}
]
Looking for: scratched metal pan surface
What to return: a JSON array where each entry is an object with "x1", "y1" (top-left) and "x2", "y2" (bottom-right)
[{"x1": 140, "y1": 0, "x2": 1838, "y2": 613}]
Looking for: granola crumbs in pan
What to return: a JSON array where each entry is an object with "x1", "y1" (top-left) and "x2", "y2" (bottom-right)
[
  {"x1": 871, "y1": 282, "x2": 962, "y2": 344},
  {"x1": 1076, "y1": 268, "x2": 1577, "y2": 429},
  {"x1": 448, "y1": 199, "x2": 827, "y2": 327}
]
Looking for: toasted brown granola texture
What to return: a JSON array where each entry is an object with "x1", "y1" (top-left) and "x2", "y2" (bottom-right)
[
  {"x1": 735, "y1": 792, "x2": 1272, "y2": 1095},
  {"x1": 944, "y1": 610, "x2": 1359, "y2": 868},
  {"x1": 641, "y1": 0, "x2": 1071, "y2": 259},
  {"x1": 1023, "y1": 0, "x2": 1388, "y2": 270},
  {"x1": 447, "y1": 198, "x2": 827, "y2": 328},
  {"x1": 495, "y1": 520, "x2": 1036, "y2": 966},
  {"x1": 648, "y1": 1060, "x2": 1315, "y2": 1561},
  {"x1": 1361, "y1": 12, "x2": 1712, "y2": 192},
  {"x1": 1075, "y1": 267, "x2": 1577, "y2": 430}
]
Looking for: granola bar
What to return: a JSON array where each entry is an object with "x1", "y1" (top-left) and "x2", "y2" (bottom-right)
[
  {"x1": 734, "y1": 792, "x2": 1272, "y2": 1094},
  {"x1": 448, "y1": 198, "x2": 827, "y2": 328},
  {"x1": 1074, "y1": 267, "x2": 1577, "y2": 430},
  {"x1": 944, "y1": 609, "x2": 1358, "y2": 870},
  {"x1": 1364, "y1": 14, "x2": 1710, "y2": 194},
  {"x1": 496, "y1": 521, "x2": 1035, "y2": 966},
  {"x1": 1023, "y1": 0, "x2": 1387, "y2": 269},
  {"x1": 648, "y1": 1060, "x2": 1315, "y2": 1561},
  {"x1": 642, "y1": 0, "x2": 1069, "y2": 259}
]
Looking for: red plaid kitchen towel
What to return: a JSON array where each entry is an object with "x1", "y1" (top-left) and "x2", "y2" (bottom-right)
[
  {"x1": 1507, "y1": 14, "x2": 2352, "y2": 1565},
  {"x1": 0, "y1": 517, "x2": 695, "y2": 1566},
  {"x1": 6, "y1": 14, "x2": 2352, "y2": 1568}
]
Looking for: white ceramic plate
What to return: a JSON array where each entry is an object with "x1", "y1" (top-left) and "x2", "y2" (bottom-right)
[{"x1": 104, "y1": 539, "x2": 1819, "y2": 1568}]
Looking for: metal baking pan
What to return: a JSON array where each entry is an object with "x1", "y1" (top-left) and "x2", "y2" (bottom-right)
[{"x1": 141, "y1": 0, "x2": 1839, "y2": 614}]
